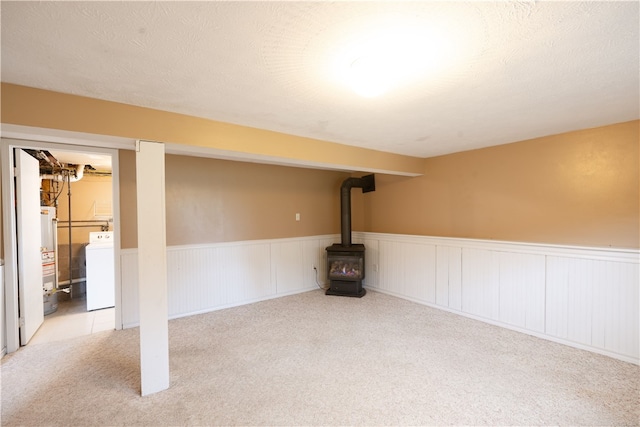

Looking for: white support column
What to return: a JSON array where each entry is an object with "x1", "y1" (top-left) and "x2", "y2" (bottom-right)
[{"x1": 135, "y1": 140, "x2": 169, "y2": 396}]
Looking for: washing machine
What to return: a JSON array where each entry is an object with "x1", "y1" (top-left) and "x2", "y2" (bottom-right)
[{"x1": 85, "y1": 231, "x2": 114, "y2": 311}]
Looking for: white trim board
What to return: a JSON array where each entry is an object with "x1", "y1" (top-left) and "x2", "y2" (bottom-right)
[{"x1": 354, "y1": 232, "x2": 639, "y2": 263}]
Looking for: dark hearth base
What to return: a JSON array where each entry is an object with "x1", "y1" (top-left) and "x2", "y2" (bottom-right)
[{"x1": 325, "y1": 281, "x2": 366, "y2": 298}]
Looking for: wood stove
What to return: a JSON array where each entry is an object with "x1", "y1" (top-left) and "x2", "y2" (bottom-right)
[{"x1": 325, "y1": 174, "x2": 375, "y2": 298}]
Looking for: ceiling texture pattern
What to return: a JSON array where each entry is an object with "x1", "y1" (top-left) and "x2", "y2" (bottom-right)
[{"x1": 1, "y1": 1, "x2": 638, "y2": 158}]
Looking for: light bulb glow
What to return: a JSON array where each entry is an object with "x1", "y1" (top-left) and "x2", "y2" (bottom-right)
[
  {"x1": 330, "y1": 17, "x2": 462, "y2": 98},
  {"x1": 348, "y1": 55, "x2": 394, "y2": 97}
]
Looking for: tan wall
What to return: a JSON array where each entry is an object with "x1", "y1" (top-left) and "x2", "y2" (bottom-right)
[
  {"x1": 364, "y1": 121, "x2": 640, "y2": 249},
  {"x1": 54, "y1": 175, "x2": 113, "y2": 245},
  {"x1": 2, "y1": 83, "x2": 637, "y2": 250},
  {"x1": 118, "y1": 150, "x2": 138, "y2": 248},
  {"x1": 119, "y1": 151, "x2": 350, "y2": 249}
]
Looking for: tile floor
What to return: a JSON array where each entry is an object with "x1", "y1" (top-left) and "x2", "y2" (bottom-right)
[{"x1": 29, "y1": 297, "x2": 115, "y2": 346}]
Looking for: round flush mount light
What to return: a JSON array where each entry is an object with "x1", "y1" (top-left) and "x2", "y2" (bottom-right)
[
  {"x1": 329, "y1": 12, "x2": 479, "y2": 98},
  {"x1": 348, "y1": 55, "x2": 394, "y2": 98}
]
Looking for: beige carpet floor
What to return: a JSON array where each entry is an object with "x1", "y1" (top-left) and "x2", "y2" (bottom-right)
[{"x1": 2, "y1": 289, "x2": 638, "y2": 426}]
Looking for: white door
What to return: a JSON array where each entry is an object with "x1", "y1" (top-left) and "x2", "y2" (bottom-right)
[{"x1": 15, "y1": 149, "x2": 44, "y2": 345}]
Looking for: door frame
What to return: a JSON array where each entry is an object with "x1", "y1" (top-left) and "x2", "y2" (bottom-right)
[{"x1": 2, "y1": 129, "x2": 132, "y2": 353}]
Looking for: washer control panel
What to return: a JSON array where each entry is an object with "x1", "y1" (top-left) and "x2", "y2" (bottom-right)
[{"x1": 89, "y1": 231, "x2": 113, "y2": 244}]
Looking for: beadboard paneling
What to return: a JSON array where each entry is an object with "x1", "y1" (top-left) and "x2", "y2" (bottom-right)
[
  {"x1": 121, "y1": 235, "x2": 337, "y2": 327},
  {"x1": 303, "y1": 236, "x2": 336, "y2": 290},
  {"x1": 0, "y1": 264, "x2": 5, "y2": 357},
  {"x1": 121, "y1": 232, "x2": 639, "y2": 364},
  {"x1": 354, "y1": 232, "x2": 639, "y2": 364},
  {"x1": 546, "y1": 256, "x2": 639, "y2": 359},
  {"x1": 271, "y1": 241, "x2": 304, "y2": 294},
  {"x1": 361, "y1": 237, "x2": 379, "y2": 288},
  {"x1": 461, "y1": 248, "x2": 500, "y2": 320},
  {"x1": 404, "y1": 243, "x2": 436, "y2": 304},
  {"x1": 435, "y1": 246, "x2": 462, "y2": 310},
  {"x1": 378, "y1": 240, "x2": 436, "y2": 301},
  {"x1": 498, "y1": 252, "x2": 545, "y2": 332}
]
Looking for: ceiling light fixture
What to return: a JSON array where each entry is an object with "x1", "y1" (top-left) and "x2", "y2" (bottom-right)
[
  {"x1": 330, "y1": 15, "x2": 465, "y2": 98},
  {"x1": 348, "y1": 55, "x2": 394, "y2": 98}
]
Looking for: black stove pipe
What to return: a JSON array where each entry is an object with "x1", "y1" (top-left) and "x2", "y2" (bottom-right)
[{"x1": 340, "y1": 174, "x2": 375, "y2": 247}]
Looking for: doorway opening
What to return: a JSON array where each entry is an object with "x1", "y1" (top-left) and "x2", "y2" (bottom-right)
[
  {"x1": 32, "y1": 147, "x2": 115, "y2": 345},
  {"x1": 2, "y1": 138, "x2": 122, "y2": 351}
]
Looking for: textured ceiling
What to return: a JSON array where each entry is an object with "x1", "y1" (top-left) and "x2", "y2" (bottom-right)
[{"x1": 1, "y1": 1, "x2": 638, "y2": 158}]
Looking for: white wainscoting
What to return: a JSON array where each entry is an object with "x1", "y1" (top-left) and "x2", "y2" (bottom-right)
[
  {"x1": 120, "y1": 232, "x2": 639, "y2": 364},
  {"x1": 120, "y1": 235, "x2": 337, "y2": 328},
  {"x1": 1, "y1": 263, "x2": 5, "y2": 358},
  {"x1": 354, "y1": 232, "x2": 640, "y2": 365}
]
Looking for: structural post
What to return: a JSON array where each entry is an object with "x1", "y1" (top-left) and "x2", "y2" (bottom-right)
[{"x1": 135, "y1": 140, "x2": 169, "y2": 396}]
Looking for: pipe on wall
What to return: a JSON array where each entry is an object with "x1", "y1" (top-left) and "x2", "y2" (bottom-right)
[{"x1": 40, "y1": 164, "x2": 85, "y2": 183}]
